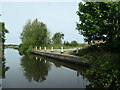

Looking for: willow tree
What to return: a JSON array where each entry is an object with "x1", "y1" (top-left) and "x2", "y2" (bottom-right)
[
  {"x1": 76, "y1": 2, "x2": 120, "y2": 48},
  {"x1": 20, "y1": 19, "x2": 51, "y2": 54}
]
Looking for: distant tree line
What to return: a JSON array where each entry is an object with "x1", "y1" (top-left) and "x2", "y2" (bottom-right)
[{"x1": 64, "y1": 41, "x2": 79, "y2": 47}]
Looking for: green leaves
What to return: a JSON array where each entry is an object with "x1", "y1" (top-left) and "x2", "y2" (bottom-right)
[
  {"x1": 71, "y1": 41, "x2": 79, "y2": 46},
  {"x1": 0, "y1": 22, "x2": 8, "y2": 44},
  {"x1": 78, "y1": 47, "x2": 120, "y2": 89},
  {"x1": 76, "y1": 2, "x2": 120, "y2": 48},
  {"x1": 20, "y1": 19, "x2": 50, "y2": 54},
  {"x1": 52, "y1": 32, "x2": 64, "y2": 44}
]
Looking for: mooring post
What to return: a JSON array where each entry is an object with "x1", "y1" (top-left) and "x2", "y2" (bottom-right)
[
  {"x1": 51, "y1": 47, "x2": 54, "y2": 52},
  {"x1": 45, "y1": 60, "x2": 46, "y2": 63},
  {"x1": 36, "y1": 57, "x2": 38, "y2": 60},
  {"x1": 36, "y1": 46, "x2": 37, "y2": 50},
  {"x1": 44, "y1": 46, "x2": 46, "y2": 51},
  {"x1": 61, "y1": 47, "x2": 64, "y2": 54},
  {"x1": 39, "y1": 47, "x2": 41, "y2": 50},
  {"x1": 40, "y1": 58, "x2": 41, "y2": 61}
]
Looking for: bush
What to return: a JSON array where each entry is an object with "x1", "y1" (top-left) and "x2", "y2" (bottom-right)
[{"x1": 72, "y1": 44, "x2": 120, "y2": 89}]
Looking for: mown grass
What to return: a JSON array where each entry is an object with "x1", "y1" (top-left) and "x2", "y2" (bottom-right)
[
  {"x1": 34, "y1": 44, "x2": 87, "y2": 50},
  {"x1": 19, "y1": 42, "x2": 87, "y2": 55}
]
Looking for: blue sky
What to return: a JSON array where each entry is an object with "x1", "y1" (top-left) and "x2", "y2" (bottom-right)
[{"x1": 0, "y1": 2, "x2": 84, "y2": 45}]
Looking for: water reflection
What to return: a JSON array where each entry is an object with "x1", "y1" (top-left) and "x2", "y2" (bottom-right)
[
  {"x1": 2, "y1": 57, "x2": 9, "y2": 79},
  {"x1": 0, "y1": 47, "x2": 9, "y2": 79},
  {"x1": 30, "y1": 55, "x2": 97, "y2": 88},
  {"x1": 3, "y1": 49, "x2": 98, "y2": 88},
  {"x1": 36, "y1": 55, "x2": 88, "y2": 73},
  {"x1": 20, "y1": 55, "x2": 51, "y2": 82}
]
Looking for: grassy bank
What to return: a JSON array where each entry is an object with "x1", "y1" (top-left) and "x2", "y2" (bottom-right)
[
  {"x1": 5, "y1": 46, "x2": 19, "y2": 49},
  {"x1": 71, "y1": 44, "x2": 120, "y2": 89},
  {"x1": 19, "y1": 43, "x2": 87, "y2": 55},
  {"x1": 33, "y1": 44, "x2": 87, "y2": 49}
]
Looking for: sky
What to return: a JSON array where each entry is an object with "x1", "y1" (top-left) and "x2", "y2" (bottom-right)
[{"x1": 0, "y1": 2, "x2": 85, "y2": 45}]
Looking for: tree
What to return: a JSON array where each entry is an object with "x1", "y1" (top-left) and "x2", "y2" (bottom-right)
[
  {"x1": 0, "y1": 22, "x2": 9, "y2": 79},
  {"x1": 20, "y1": 19, "x2": 50, "y2": 54},
  {"x1": 71, "y1": 41, "x2": 79, "y2": 47},
  {"x1": 76, "y1": 2, "x2": 120, "y2": 48},
  {"x1": 52, "y1": 32, "x2": 64, "y2": 44},
  {"x1": 0, "y1": 22, "x2": 9, "y2": 46}
]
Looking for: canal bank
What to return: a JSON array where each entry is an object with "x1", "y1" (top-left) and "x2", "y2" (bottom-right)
[{"x1": 31, "y1": 50, "x2": 90, "y2": 66}]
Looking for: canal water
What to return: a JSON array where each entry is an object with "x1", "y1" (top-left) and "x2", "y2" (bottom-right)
[{"x1": 2, "y1": 49, "x2": 95, "y2": 88}]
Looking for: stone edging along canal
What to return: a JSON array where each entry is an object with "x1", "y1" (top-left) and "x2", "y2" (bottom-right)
[{"x1": 31, "y1": 50, "x2": 90, "y2": 66}]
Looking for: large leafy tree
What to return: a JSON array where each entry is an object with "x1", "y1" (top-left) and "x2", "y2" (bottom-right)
[
  {"x1": 20, "y1": 19, "x2": 50, "y2": 54},
  {"x1": 76, "y1": 2, "x2": 120, "y2": 48},
  {"x1": 52, "y1": 32, "x2": 64, "y2": 44}
]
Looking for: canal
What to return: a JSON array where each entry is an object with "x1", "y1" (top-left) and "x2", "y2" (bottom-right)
[{"x1": 2, "y1": 49, "x2": 95, "y2": 88}]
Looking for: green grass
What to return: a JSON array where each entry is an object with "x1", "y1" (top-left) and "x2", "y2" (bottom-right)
[
  {"x1": 19, "y1": 43, "x2": 87, "y2": 55},
  {"x1": 5, "y1": 46, "x2": 19, "y2": 49},
  {"x1": 34, "y1": 44, "x2": 76, "y2": 50},
  {"x1": 34, "y1": 44, "x2": 87, "y2": 50}
]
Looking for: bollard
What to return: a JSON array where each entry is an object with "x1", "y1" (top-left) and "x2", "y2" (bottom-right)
[
  {"x1": 44, "y1": 46, "x2": 46, "y2": 51},
  {"x1": 36, "y1": 46, "x2": 37, "y2": 50},
  {"x1": 45, "y1": 60, "x2": 46, "y2": 63},
  {"x1": 36, "y1": 57, "x2": 38, "y2": 60},
  {"x1": 39, "y1": 47, "x2": 41, "y2": 50},
  {"x1": 61, "y1": 47, "x2": 64, "y2": 54},
  {"x1": 51, "y1": 47, "x2": 54, "y2": 52}
]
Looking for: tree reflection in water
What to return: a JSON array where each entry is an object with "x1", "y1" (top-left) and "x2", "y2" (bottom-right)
[
  {"x1": 0, "y1": 48, "x2": 9, "y2": 79},
  {"x1": 2, "y1": 57, "x2": 9, "y2": 79},
  {"x1": 20, "y1": 55, "x2": 51, "y2": 82}
]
